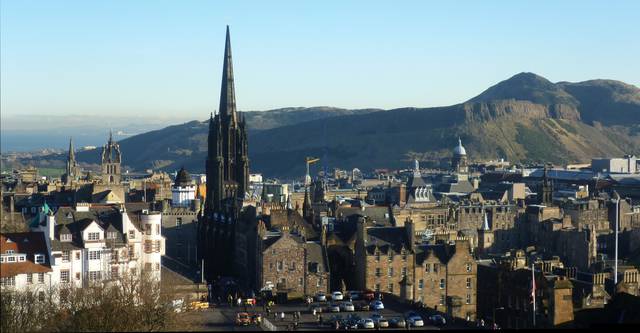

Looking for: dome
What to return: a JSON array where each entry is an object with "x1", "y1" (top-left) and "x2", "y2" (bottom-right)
[
  {"x1": 175, "y1": 167, "x2": 192, "y2": 186},
  {"x1": 453, "y1": 138, "x2": 467, "y2": 156}
]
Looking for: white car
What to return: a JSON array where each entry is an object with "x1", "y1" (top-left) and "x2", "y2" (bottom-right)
[
  {"x1": 315, "y1": 292, "x2": 327, "y2": 302},
  {"x1": 359, "y1": 318, "x2": 375, "y2": 329},
  {"x1": 407, "y1": 315, "x2": 424, "y2": 327},
  {"x1": 340, "y1": 302, "x2": 355, "y2": 312},
  {"x1": 332, "y1": 291, "x2": 344, "y2": 301},
  {"x1": 370, "y1": 300, "x2": 384, "y2": 310}
]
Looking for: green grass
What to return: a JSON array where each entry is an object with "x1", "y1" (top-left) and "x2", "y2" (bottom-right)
[{"x1": 38, "y1": 167, "x2": 65, "y2": 178}]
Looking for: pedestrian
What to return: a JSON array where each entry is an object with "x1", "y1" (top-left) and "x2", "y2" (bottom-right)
[
  {"x1": 227, "y1": 294, "x2": 232, "y2": 307},
  {"x1": 481, "y1": 319, "x2": 485, "y2": 327},
  {"x1": 281, "y1": 311, "x2": 285, "y2": 321},
  {"x1": 237, "y1": 297, "x2": 242, "y2": 307},
  {"x1": 312, "y1": 308, "x2": 316, "y2": 316}
]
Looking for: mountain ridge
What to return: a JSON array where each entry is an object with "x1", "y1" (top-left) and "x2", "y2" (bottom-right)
[{"x1": 9, "y1": 72, "x2": 640, "y2": 179}]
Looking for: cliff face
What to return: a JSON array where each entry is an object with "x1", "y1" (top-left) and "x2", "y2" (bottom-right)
[{"x1": 461, "y1": 100, "x2": 581, "y2": 123}]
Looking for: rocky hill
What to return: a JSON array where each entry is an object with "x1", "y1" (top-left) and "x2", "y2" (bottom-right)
[{"x1": 12, "y1": 73, "x2": 640, "y2": 179}]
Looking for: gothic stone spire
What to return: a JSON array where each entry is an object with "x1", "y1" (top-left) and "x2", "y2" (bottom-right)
[{"x1": 219, "y1": 25, "x2": 237, "y2": 125}]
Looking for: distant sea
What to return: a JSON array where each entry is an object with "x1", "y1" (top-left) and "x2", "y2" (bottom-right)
[{"x1": 1, "y1": 131, "x2": 125, "y2": 153}]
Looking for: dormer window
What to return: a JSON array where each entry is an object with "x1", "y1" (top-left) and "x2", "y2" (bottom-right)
[
  {"x1": 35, "y1": 254, "x2": 45, "y2": 264},
  {"x1": 87, "y1": 232, "x2": 100, "y2": 241},
  {"x1": 61, "y1": 234, "x2": 72, "y2": 242},
  {"x1": 6, "y1": 249, "x2": 15, "y2": 255},
  {"x1": 128, "y1": 230, "x2": 135, "y2": 239},
  {"x1": 107, "y1": 232, "x2": 117, "y2": 240}
]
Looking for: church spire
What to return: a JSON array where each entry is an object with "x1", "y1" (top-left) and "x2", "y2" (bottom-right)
[
  {"x1": 68, "y1": 137, "x2": 76, "y2": 164},
  {"x1": 219, "y1": 25, "x2": 237, "y2": 125}
]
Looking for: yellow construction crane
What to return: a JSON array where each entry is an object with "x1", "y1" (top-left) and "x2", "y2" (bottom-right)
[{"x1": 304, "y1": 157, "x2": 320, "y2": 186}]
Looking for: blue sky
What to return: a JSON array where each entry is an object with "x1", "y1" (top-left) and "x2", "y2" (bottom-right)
[{"x1": 2, "y1": 0, "x2": 639, "y2": 118}]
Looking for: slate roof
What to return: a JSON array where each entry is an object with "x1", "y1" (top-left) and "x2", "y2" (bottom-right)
[
  {"x1": 436, "y1": 180, "x2": 475, "y2": 194},
  {"x1": 1, "y1": 232, "x2": 52, "y2": 278},
  {"x1": 365, "y1": 227, "x2": 411, "y2": 255}
]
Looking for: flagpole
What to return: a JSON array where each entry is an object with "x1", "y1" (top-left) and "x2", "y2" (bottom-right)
[{"x1": 532, "y1": 262, "x2": 536, "y2": 328}]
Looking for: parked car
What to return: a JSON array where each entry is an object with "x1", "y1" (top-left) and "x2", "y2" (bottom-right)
[
  {"x1": 407, "y1": 315, "x2": 424, "y2": 327},
  {"x1": 331, "y1": 291, "x2": 344, "y2": 301},
  {"x1": 429, "y1": 314, "x2": 446, "y2": 326},
  {"x1": 356, "y1": 302, "x2": 370, "y2": 311},
  {"x1": 340, "y1": 302, "x2": 355, "y2": 312},
  {"x1": 316, "y1": 292, "x2": 327, "y2": 302},
  {"x1": 359, "y1": 318, "x2": 375, "y2": 329},
  {"x1": 363, "y1": 289, "x2": 375, "y2": 301},
  {"x1": 235, "y1": 312, "x2": 251, "y2": 326},
  {"x1": 371, "y1": 313, "x2": 389, "y2": 328},
  {"x1": 328, "y1": 303, "x2": 341, "y2": 312},
  {"x1": 370, "y1": 300, "x2": 384, "y2": 310},
  {"x1": 389, "y1": 317, "x2": 407, "y2": 328}
]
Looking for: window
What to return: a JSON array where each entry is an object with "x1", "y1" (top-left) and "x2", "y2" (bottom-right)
[
  {"x1": 35, "y1": 254, "x2": 45, "y2": 264},
  {"x1": 75, "y1": 272, "x2": 81, "y2": 280},
  {"x1": 75, "y1": 251, "x2": 80, "y2": 260},
  {"x1": 299, "y1": 277, "x2": 303, "y2": 286},
  {"x1": 89, "y1": 271, "x2": 101, "y2": 281},
  {"x1": 375, "y1": 253, "x2": 381, "y2": 261},
  {"x1": 466, "y1": 263, "x2": 472, "y2": 272},
  {"x1": 290, "y1": 261, "x2": 296, "y2": 271},
  {"x1": 27, "y1": 274, "x2": 33, "y2": 284},
  {"x1": 375, "y1": 283, "x2": 381, "y2": 292},
  {"x1": 375, "y1": 268, "x2": 381, "y2": 277},
  {"x1": 388, "y1": 253, "x2": 393, "y2": 262},
  {"x1": 61, "y1": 270, "x2": 70, "y2": 283},
  {"x1": 111, "y1": 266, "x2": 119, "y2": 279},
  {"x1": 439, "y1": 279, "x2": 445, "y2": 289},
  {"x1": 155, "y1": 263, "x2": 160, "y2": 271},
  {"x1": 176, "y1": 217, "x2": 183, "y2": 229},
  {"x1": 7, "y1": 256, "x2": 15, "y2": 262},
  {"x1": 62, "y1": 251, "x2": 70, "y2": 262},
  {"x1": 317, "y1": 278, "x2": 322, "y2": 287},
  {"x1": 433, "y1": 263, "x2": 439, "y2": 273},
  {"x1": 6, "y1": 250, "x2": 14, "y2": 255},
  {"x1": 145, "y1": 224, "x2": 152, "y2": 236},
  {"x1": 439, "y1": 295, "x2": 445, "y2": 305},
  {"x1": 466, "y1": 294, "x2": 471, "y2": 304},
  {"x1": 128, "y1": 230, "x2": 135, "y2": 239},
  {"x1": 87, "y1": 232, "x2": 100, "y2": 241},
  {"x1": 1, "y1": 276, "x2": 16, "y2": 287},
  {"x1": 145, "y1": 262, "x2": 152, "y2": 271},
  {"x1": 128, "y1": 246, "x2": 135, "y2": 258},
  {"x1": 156, "y1": 224, "x2": 160, "y2": 235},
  {"x1": 388, "y1": 283, "x2": 394, "y2": 292},
  {"x1": 402, "y1": 253, "x2": 407, "y2": 261},
  {"x1": 401, "y1": 267, "x2": 407, "y2": 277},
  {"x1": 466, "y1": 277, "x2": 472, "y2": 289},
  {"x1": 107, "y1": 232, "x2": 117, "y2": 239},
  {"x1": 154, "y1": 240, "x2": 161, "y2": 252},
  {"x1": 61, "y1": 234, "x2": 72, "y2": 242},
  {"x1": 17, "y1": 255, "x2": 25, "y2": 262},
  {"x1": 388, "y1": 267, "x2": 394, "y2": 277},
  {"x1": 418, "y1": 279, "x2": 424, "y2": 290},
  {"x1": 89, "y1": 250, "x2": 101, "y2": 260},
  {"x1": 277, "y1": 261, "x2": 283, "y2": 272},
  {"x1": 38, "y1": 273, "x2": 44, "y2": 283},
  {"x1": 269, "y1": 262, "x2": 273, "y2": 271}
]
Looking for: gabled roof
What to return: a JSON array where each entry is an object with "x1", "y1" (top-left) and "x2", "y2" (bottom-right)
[
  {"x1": 1, "y1": 232, "x2": 52, "y2": 277},
  {"x1": 365, "y1": 227, "x2": 410, "y2": 255}
]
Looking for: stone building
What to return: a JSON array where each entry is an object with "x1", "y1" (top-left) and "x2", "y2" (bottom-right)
[
  {"x1": 257, "y1": 230, "x2": 329, "y2": 296},
  {"x1": 413, "y1": 240, "x2": 477, "y2": 321}
]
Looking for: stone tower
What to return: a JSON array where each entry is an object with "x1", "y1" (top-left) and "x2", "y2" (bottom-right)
[
  {"x1": 199, "y1": 26, "x2": 250, "y2": 281},
  {"x1": 538, "y1": 164, "x2": 553, "y2": 205},
  {"x1": 101, "y1": 131, "x2": 122, "y2": 185},
  {"x1": 451, "y1": 138, "x2": 468, "y2": 181},
  {"x1": 63, "y1": 137, "x2": 81, "y2": 185}
]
